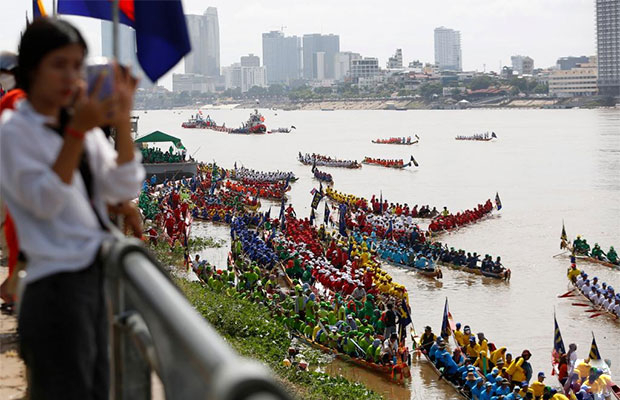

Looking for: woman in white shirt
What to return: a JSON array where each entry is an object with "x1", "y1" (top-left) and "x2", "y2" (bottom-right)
[{"x1": 0, "y1": 18, "x2": 144, "y2": 400}]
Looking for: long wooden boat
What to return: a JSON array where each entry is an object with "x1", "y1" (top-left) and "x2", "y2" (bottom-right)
[
  {"x1": 294, "y1": 334, "x2": 410, "y2": 383},
  {"x1": 371, "y1": 140, "x2": 419, "y2": 145},
  {"x1": 418, "y1": 347, "x2": 470, "y2": 399},
  {"x1": 567, "y1": 278, "x2": 619, "y2": 321},
  {"x1": 564, "y1": 244, "x2": 619, "y2": 270},
  {"x1": 384, "y1": 259, "x2": 442, "y2": 279},
  {"x1": 362, "y1": 159, "x2": 412, "y2": 169},
  {"x1": 481, "y1": 269, "x2": 511, "y2": 281}
]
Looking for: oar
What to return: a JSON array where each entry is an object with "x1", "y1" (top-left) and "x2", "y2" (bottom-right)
[
  {"x1": 558, "y1": 289, "x2": 575, "y2": 298},
  {"x1": 571, "y1": 303, "x2": 591, "y2": 307},
  {"x1": 589, "y1": 313, "x2": 603, "y2": 318},
  {"x1": 584, "y1": 309, "x2": 599, "y2": 313}
]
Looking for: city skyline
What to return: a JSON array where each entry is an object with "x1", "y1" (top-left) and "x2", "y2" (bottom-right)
[{"x1": 0, "y1": 0, "x2": 596, "y2": 88}]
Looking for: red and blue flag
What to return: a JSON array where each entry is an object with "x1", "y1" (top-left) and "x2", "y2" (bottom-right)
[{"x1": 58, "y1": 0, "x2": 190, "y2": 82}]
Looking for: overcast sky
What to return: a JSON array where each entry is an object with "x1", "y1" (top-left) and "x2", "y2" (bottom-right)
[{"x1": 1, "y1": 0, "x2": 595, "y2": 88}]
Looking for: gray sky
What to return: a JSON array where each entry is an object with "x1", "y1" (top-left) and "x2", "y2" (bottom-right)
[{"x1": 1, "y1": 0, "x2": 595, "y2": 89}]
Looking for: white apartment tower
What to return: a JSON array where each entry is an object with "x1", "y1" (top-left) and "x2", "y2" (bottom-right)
[{"x1": 434, "y1": 27, "x2": 462, "y2": 72}]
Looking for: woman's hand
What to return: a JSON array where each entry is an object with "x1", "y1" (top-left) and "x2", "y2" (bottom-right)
[
  {"x1": 110, "y1": 63, "x2": 138, "y2": 129},
  {"x1": 68, "y1": 74, "x2": 117, "y2": 133}
]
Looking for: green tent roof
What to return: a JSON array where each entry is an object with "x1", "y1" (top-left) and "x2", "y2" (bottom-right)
[{"x1": 135, "y1": 130, "x2": 185, "y2": 149}]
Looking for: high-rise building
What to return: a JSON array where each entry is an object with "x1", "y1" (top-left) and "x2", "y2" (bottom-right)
[
  {"x1": 185, "y1": 7, "x2": 220, "y2": 77},
  {"x1": 511, "y1": 55, "x2": 534, "y2": 75},
  {"x1": 241, "y1": 54, "x2": 260, "y2": 67},
  {"x1": 387, "y1": 49, "x2": 403, "y2": 69},
  {"x1": 334, "y1": 51, "x2": 361, "y2": 81},
  {"x1": 101, "y1": 21, "x2": 149, "y2": 86},
  {"x1": 556, "y1": 56, "x2": 590, "y2": 70},
  {"x1": 302, "y1": 34, "x2": 340, "y2": 80},
  {"x1": 262, "y1": 31, "x2": 302, "y2": 84},
  {"x1": 596, "y1": 0, "x2": 620, "y2": 96},
  {"x1": 434, "y1": 27, "x2": 462, "y2": 72},
  {"x1": 350, "y1": 58, "x2": 379, "y2": 79},
  {"x1": 223, "y1": 58, "x2": 267, "y2": 93}
]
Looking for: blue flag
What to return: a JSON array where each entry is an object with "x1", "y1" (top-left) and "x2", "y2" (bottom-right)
[
  {"x1": 386, "y1": 219, "x2": 393, "y2": 237},
  {"x1": 58, "y1": 0, "x2": 191, "y2": 82},
  {"x1": 553, "y1": 313, "x2": 566, "y2": 355},
  {"x1": 279, "y1": 197, "x2": 286, "y2": 230},
  {"x1": 440, "y1": 298, "x2": 454, "y2": 339},
  {"x1": 338, "y1": 204, "x2": 348, "y2": 237},
  {"x1": 324, "y1": 202, "x2": 330, "y2": 225},
  {"x1": 495, "y1": 192, "x2": 502, "y2": 210},
  {"x1": 310, "y1": 208, "x2": 315, "y2": 225}
]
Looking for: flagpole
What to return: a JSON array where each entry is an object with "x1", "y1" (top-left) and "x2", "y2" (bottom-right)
[
  {"x1": 53, "y1": 0, "x2": 57, "y2": 17},
  {"x1": 112, "y1": 0, "x2": 120, "y2": 61}
]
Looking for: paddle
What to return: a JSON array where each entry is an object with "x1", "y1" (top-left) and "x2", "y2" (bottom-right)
[
  {"x1": 589, "y1": 313, "x2": 603, "y2": 318},
  {"x1": 571, "y1": 303, "x2": 591, "y2": 307},
  {"x1": 558, "y1": 290, "x2": 575, "y2": 298},
  {"x1": 410, "y1": 156, "x2": 419, "y2": 167}
]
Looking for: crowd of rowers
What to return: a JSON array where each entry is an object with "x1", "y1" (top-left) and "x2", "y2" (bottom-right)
[
  {"x1": 311, "y1": 166, "x2": 334, "y2": 184},
  {"x1": 418, "y1": 325, "x2": 574, "y2": 400},
  {"x1": 327, "y1": 187, "x2": 440, "y2": 218},
  {"x1": 455, "y1": 132, "x2": 497, "y2": 141},
  {"x1": 428, "y1": 201, "x2": 494, "y2": 233},
  {"x1": 207, "y1": 213, "x2": 417, "y2": 373},
  {"x1": 140, "y1": 145, "x2": 189, "y2": 164},
  {"x1": 224, "y1": 180, "x2": 288, "y2": 201},
  {"x1": 230, "y1": 165, "x2": 296, "y2": 184},
  {"x1": 568, "y1": 264, "x2": 620, "y2": 317},
  {"x1": 572, "y1": 236, "x2": 618, "y2": 265},
  {"x1": 298, "y1": 152, "x2": 361, "y2": 168},
  {"x1": 373, "y1": 136, "x2": 416, "y2": 144},
  {"x1": 362, "y1": 156, "x2": 407, "y2": 168}
]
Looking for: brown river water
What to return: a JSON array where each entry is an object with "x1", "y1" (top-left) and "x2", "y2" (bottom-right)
[{"x1": 138, "y1": 107, "x2": 620, "y2": 399}]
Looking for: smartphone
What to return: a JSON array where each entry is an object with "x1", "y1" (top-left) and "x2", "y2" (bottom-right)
[{"x1": 86, "y1": 57, "x2": 114, "y2": 100}]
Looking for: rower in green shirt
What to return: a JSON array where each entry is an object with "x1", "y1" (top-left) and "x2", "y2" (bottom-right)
[
  {"x1": 607, "y1": 246, "x2": 618, "y2": 264},
  {"x1": 590, "y1": 243, "x2": 604, "y2": 260}
]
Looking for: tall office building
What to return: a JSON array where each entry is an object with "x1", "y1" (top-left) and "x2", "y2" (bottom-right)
[
  {"x1": 350, "y1": 58, "x2": 379, "y2": 79},
  {"x1": 185, "y1": 7, "x2": 220, "y2": 77},
  {"x1": 240, "y1": 54, "x2": 261, "y2": 67},
  {"x1": 596, "y1": 0, "x2": 620, "y2": 96},
  {"x1": 101, "y1": 21, "x2": 150, "y2": 85},
  {"x1": 434, "y1": 27, "x2": 462, "y2": 72},
  {"x1": 302, "y1": 34, "x2": 340, "y2": 80},
  {"x1": 387, "y1": 49, "x2": 403, "y2": 69},
  {"x1": 511, "y1": 55, "x2": 534, "y2": 75},
  {"x1": 262, "y1": 31, "x2": 302, "y2": 84},
  {"x1": 334, "y1": 51, "x2": 361, "y2": 81}
]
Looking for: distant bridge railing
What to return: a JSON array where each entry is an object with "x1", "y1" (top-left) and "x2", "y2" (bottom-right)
[{"x1": 103, "y1": 237, "x2": 292, "y2": 400}]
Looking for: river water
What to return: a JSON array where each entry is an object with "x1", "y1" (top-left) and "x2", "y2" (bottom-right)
[{"x1": 137, "y1": 107, "x2": 620, "y2": 399}]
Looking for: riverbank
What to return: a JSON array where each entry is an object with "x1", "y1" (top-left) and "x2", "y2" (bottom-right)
[{"x1": 147, "y1": 233, "x2": 383, "y2": 400}]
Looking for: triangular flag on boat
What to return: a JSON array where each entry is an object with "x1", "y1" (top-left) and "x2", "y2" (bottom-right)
[
  {"x1": 410, "y1": 155, "x2": 419, "y2": 167},
  {"x1": 561, "y1": 221, "x2": 568, "y2": 249},
  {"x1": 589, "y1": 333, "x2": 601, "y2": 360},
  {"x1": 495, "y1": 192, "x2": 502, "y2": 210},
  {"x1": 309, "y1": 208, "x2": 315, "y2": 225},
  {"x1": 553, "y1": 312, "x2": 566, "y2": 355},
  {"x1": 440, "y1": 298, "x2": 454, "y2": 339},
  {"x1": 323, "y1": 202, "x2": 330, "y2": 225}
]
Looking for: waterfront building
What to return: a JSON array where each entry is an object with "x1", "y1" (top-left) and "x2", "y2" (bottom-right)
[
  {"x1": 556, "y1": 56, "x2": 590, "y2": 71},
  {"x1": 350, "y1": 57, "x2": 379, "y2": 79},
  {"x1": 185, "y1": 7, "x2": 220, "y2": 77},
  {"x1": 240, "y1": 54, "x2": 261, "y2": 67},
  {"x1": 387, "y1": 49, "x2": 403, "y2": 69},
  {"x1": 172, "y1": 73, "x2": 217, "y2": 93},
  {"x1": 548, "y1": 57, "x2": 598, "y2": 97},
  {"x1": 434, "y1": 27, "x2": 462, "y2": 72},
  {"x1": 334, "y1": 51, "x2": 361, "y2": 81},
  {"x1": 262, "y1": 31, "x2": 302, "y2": 84},
  {"x1": 302, "y1": 34, "x2": 340, "y2": 80},
  {"x1": 596, "y1": 0, "x2": 620, "y2": 95},
  {"x1": 511, "y1": 55, "x2": 534, "y2": 75}
]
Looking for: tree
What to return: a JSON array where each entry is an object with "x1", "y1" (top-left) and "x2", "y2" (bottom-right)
[
  {"x1": 268, "y1": 84, "x2": 285, "y2": 97},
  {"x1": 418, "y1": 82, "x2": 443, "y2": 100},
  {"x1": 533, "y1": 82, "x2": 548, "y2": 94},
  {"x1": 509, "y1": 86, "x2": 520, "y2": 96},
  {"x1": 470, "y1": 76, "x2": 492, "y2": 90}
]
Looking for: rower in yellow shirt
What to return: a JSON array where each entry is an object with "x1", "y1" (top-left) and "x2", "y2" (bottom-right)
[
  {"x1": 490, "y1": 347, "x2": 507, "y2": 368},
  {"x1": 567, "y1": 264, "x2": 580, "y2": 282},
  {"x1": 529, "y1": 371, "x2": 546, "y2": 399},
  {"x1": 574, "y1": 359, "x2": 591, "y2": 382},
  {"x1": 454, "y1": 323, "x2": 465, "y2": 347}
]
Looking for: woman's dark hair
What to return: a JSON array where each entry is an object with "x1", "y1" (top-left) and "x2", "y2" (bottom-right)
[{"x1": 17, "y1": 17, "x2": 87, "y2": 94}]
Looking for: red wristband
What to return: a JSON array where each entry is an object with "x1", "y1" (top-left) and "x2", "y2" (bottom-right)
[{"x1": 65, "y1": 127, "x2": 85, "y2": 140}]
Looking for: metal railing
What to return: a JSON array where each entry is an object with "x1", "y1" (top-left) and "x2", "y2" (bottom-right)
[{"x1": 103, "y1": 238, "x2": 292, "y2": 400}]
